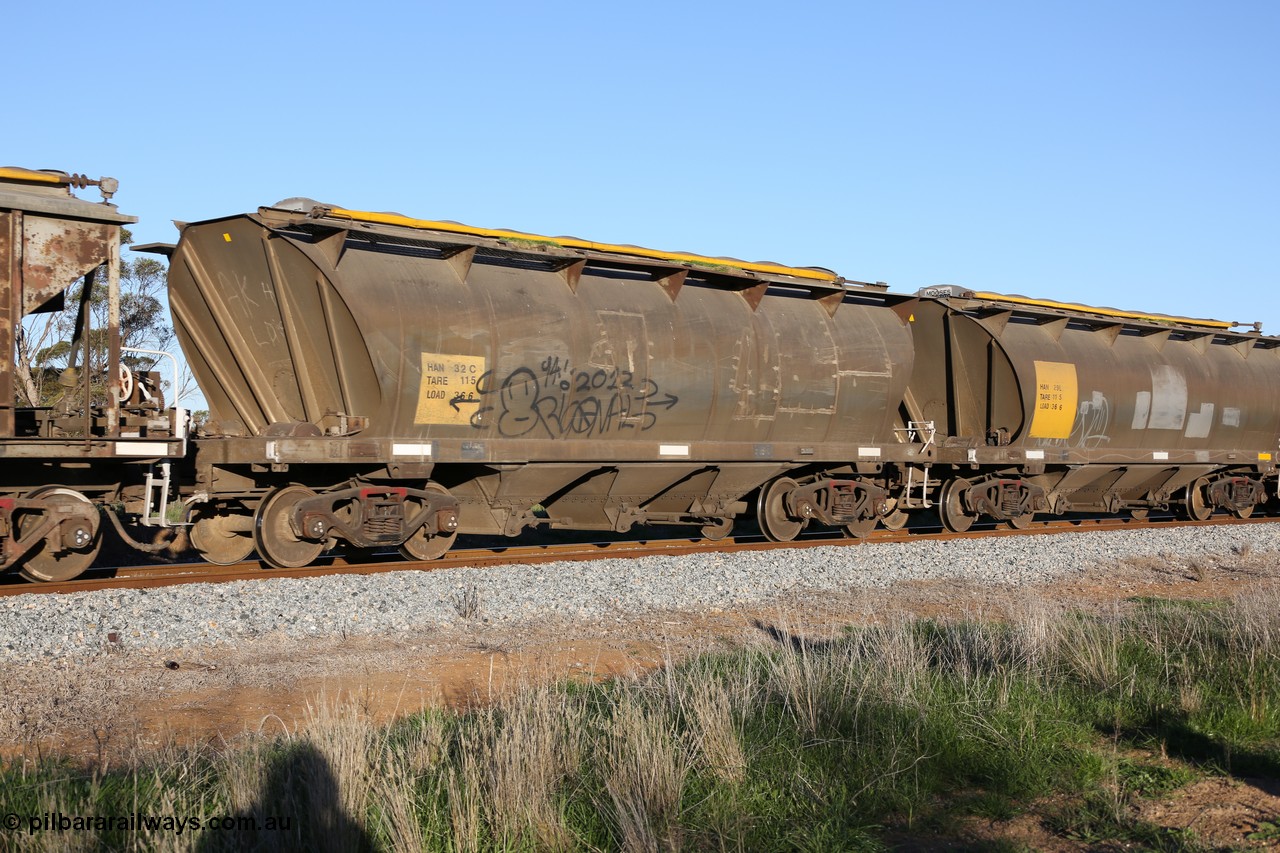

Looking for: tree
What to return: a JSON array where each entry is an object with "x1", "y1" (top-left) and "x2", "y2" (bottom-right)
[{"x1": 16, "y1": 230, "x2": 174, "y2": 409}]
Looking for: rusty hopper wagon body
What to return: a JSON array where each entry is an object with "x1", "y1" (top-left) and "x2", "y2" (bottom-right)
[
  {"x1": 166, "y1": 202, "x2": 930, "y2": 567},
  {"x1": 0, "y1": 168, "x2": 186, "y2": 581},
  {"x1": 907, "y1": 286, "x2": 1280, "y2": 530}
]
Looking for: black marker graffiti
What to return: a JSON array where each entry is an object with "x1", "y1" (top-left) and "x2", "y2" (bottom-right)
[{"x1": 469, "y1": 358, "x2": 678, "y2": 438}]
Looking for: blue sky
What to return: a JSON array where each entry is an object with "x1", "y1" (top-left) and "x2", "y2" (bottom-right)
[{"x1": 11, "y1": 1, "x2": 1278, "y2": 333}]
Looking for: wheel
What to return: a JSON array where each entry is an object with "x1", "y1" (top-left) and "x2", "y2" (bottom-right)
[
  {"x1": 254, "y1": 485, "x2": 325, "y2": 569},
  {"x1": 699, "y1": 517, "x2": 734, "y2": 541},
  {"x1": 1002, "y1": 512, "x2": 1033, "y2": 530},
  {"x1": 938, "y1": 479, "x2": 975, "y2": 533},
  {"x1": 1183, "y1": 477, "x2": 1212, "y2": 522},
  {"x1": 399, "y1": 483, "x2": 458, "y2": 561},
  {"x1": 1129, "y1": 508, "x2": 1149, "y2": 521},
  {"x1": 112, "y1": 363, "x2": 134, "y2": 403},
  {"x1": 188, "y1": 506, "x2": 255, "y2": 565},
  {"x1": 881, "y1": 508, "x2": 910, "y2": 531},
  {"x1": 757, "y1": 477, "x2": 804, "y2": 542},
  {"x1": 842, "y1": 516, "x2": 877, "y2": 538},
  {"x1": 1233, "y1": 504, "x2": 1255, "y2": 519},
  {"x1": 16, "y1": 488, "x2": 102, "y2": 582}
]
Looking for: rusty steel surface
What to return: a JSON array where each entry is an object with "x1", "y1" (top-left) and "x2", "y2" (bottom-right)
[
  {"x1": 0, "y1": 173, "x2": 135, "y2": 318},
  {"x1": 0, "y1": 210, "x2": 16, "y2": 437},
  {"x1": 0, "y1": 171, "x2": 137, "y2": 443}
]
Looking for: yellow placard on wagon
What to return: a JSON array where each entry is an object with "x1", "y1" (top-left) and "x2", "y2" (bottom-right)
[
  {"x1": 415, "y1": 352, "x2": 487, "y2": 425},
  {"x1": 1029, "y1": 361, "x2": 1078, "y2": 439}
]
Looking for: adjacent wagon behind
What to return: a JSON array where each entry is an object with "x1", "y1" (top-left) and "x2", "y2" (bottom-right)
[{"x1": 905, "y1": 286, "x2": 1280, "y2": 530}]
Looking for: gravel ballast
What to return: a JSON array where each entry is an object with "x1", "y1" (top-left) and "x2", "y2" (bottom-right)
[{"x1": 2, "y1": 524, "x2": 1277, "y2": 663}]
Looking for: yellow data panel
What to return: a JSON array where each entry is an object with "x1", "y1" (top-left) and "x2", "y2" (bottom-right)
[
  {"x1": 1029, "y1": 361, "x2": 1078, "y2": 439},
  {"x1": 416, "y1": 352, "x2": 487, "y2": 425}
]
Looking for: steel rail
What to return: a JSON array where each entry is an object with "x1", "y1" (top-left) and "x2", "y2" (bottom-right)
[{"x1": 1, "y1": 513, "x2": 1273, "y2": 598}]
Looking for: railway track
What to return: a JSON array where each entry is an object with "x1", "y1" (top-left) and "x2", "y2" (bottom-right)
[{"x1": 1, "y1": 513, "x2": 1271, "y2": 598}]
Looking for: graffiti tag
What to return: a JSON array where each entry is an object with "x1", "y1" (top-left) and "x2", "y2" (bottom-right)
[{"x1": 470, "y1": 356, "x2": 677, "y2": 438}]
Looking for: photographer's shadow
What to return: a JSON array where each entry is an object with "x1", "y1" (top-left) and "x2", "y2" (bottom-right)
[{"x1": 196, "y1": 741, "x2": 374, "y2": 852}]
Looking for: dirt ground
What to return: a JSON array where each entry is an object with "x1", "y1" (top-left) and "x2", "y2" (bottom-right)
[{"x1": 3, "y1": 546, "x2": 1278, "y2": 848}]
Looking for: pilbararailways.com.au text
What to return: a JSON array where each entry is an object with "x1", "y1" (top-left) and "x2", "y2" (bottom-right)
[{"x1": 5, "y1": 811, "x2": 293, "y2": 836}]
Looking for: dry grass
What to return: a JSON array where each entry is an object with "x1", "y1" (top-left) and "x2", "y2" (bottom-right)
[
  {"x1": 679, "y1": 672, "x2": 747, "y2": 786},
  {"x1": 600, "y1": 695, "x2": 689, "y2": 851},
  {"x1": 3, "y1": 582, "x2": 1279, "y2": 850},
  {"x1": 469, "y1": 686, "x2": 582, "y2": 849}
]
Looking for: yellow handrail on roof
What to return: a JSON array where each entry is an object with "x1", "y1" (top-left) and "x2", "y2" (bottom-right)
[
  {"x1": 324, "y1": 207, "x2": 841, "y2": 283},
  {"x1": 972, "y1": 291, "x2": 1233, "y2": 331},
  {"x1": 0, "y1": 167, "x2": 66, "y2": 185}
]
